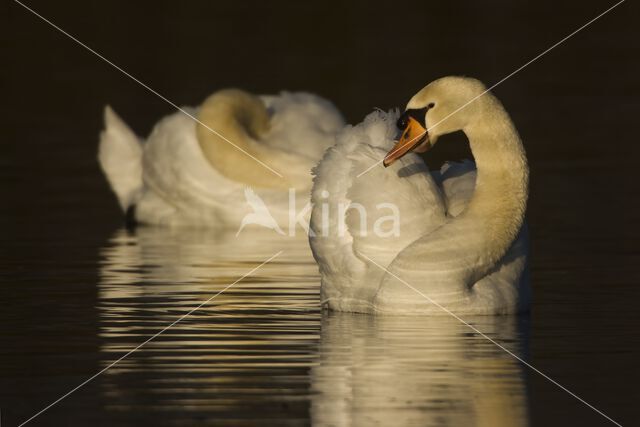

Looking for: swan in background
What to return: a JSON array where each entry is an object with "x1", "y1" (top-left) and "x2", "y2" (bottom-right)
[
  {"x1": 310, "y1": 76, "x2": 530, "y2": 315},
  {"x1": 99, "y1": 89, "x2": 344, "y2": 227}
]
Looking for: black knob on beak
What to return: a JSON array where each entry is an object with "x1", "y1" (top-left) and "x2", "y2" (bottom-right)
[{"x1": 396, "y1": 112, "x2": 409, "y2": 130}]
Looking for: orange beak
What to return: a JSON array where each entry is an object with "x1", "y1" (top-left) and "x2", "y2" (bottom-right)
[{"x1": 383, "y1": 116, "x2": 429, "y2": 167}]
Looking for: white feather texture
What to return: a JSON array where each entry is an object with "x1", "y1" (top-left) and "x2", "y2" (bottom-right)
[
  {"x1": 98, "y1": 106, "x2": 143, "y2": 211},
  {"x1": 98, "y1": 91, "x2": 344, "y2": 228},
  {"x1": 310, "y1": 77, "x2": 530, "y2": 315},
  {"x1": 310, "y1": 110, "x2": 446, "y2": 312}
]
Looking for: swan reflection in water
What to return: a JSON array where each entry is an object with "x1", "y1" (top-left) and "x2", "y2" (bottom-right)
[
  {"x1": 98, "y1": 227, "x2": 530, "y2": 425},
  {"x1": 312, "y1": 313, "x2": 530, "y2": 427}
]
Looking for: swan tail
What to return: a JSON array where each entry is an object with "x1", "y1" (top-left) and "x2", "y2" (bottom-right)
[{"x1": 98, "y1": 105, "x2": 143, "y2": 212}]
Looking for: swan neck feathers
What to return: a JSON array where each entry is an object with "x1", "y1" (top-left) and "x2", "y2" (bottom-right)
[
  {"x1": 458, "y1": 93, "x2": 529, "y2": 279},
  {"x1": 395, "y1": 92, "x2": 528, "y2": 288},
  {"x1": 196, "y1": 89, "x2": 290, "y2": 189}
]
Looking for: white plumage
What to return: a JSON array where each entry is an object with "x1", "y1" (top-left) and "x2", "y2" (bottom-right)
[
  {"x1": 98, "y1": 91, "x2": 344, "y2": 228},
  {"x1": 310, "y1": 77, "x2": 530, "y2": 315}
]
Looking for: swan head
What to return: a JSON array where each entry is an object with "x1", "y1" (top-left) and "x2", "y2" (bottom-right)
[{"x1": 383, "y1": 76, "x2": 487, "y2": 167}]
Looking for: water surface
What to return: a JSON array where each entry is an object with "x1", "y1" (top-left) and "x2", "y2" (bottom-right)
[
  {"x1": 13, "y1": 228, "x2": 533, "y2": 426},
  {"x1": 3, "y1": 221, "x2": 636, "y2": 426}
]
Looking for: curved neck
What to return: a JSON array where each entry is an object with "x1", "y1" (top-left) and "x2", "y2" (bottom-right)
[
  {"x1": 391, "y1": 95, "x2": 528, "y2": 293},
  {"x1": 458, "y1": 95, "x2": 529, "y2": 279},
  {"x1": 196, "y1": 89, "x2": 291, "y2": 189}
]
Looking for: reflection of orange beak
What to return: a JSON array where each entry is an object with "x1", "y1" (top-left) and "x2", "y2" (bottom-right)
[{"x1": 383, "y1": 117, "x2": 429, "y2": 167}]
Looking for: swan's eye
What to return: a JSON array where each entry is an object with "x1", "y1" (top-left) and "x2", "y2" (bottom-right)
[
  {"x1": 397, "y1": 113, "x2": 409, "y2": 130},
  {"x1": 428, "y1": 102, "x2": 435, "y2": 109}
]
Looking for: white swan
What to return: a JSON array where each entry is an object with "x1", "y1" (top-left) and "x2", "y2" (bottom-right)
[
  {"x1": 99, "y1": 89, "x2": 344, "y2": 227},
  {"x1": 309, "y1": 76, "x2": 530, "y2": 315}
]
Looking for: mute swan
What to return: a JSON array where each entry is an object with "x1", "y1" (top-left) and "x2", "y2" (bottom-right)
[
  {"x1": 309, "y1": 76, "x2": 530, "y2": 315},
  {"x1": 99, "y1": 89, "x2": 344, "y2": 227}
]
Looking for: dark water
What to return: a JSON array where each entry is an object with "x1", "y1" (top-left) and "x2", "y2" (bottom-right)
[{"x1": 2, "y1": 0, "x2": 640, "y2": 426}]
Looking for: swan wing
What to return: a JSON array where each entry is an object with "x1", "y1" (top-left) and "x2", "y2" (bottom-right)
[
  {"x1": 137, "y1": 108, "x2": 249, "y2": 225},
  {"x1": 310, "y1": 110, "x2": 446, "y2": 310},
  {"x1": 260, "y1": 92, "x2": 345, "y2": 160},
  {"x1": 138, "y1": 108, "x2": 298, "y2": 227},
  {"x1": 437, "y1": 160, "x2": 477, "y2": 217}
]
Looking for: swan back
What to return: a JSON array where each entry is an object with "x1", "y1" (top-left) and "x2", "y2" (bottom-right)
[
  {"x1": 196, "y1": 90, "x2": 345, "y2": 189},
  {"x1": 260, "y1": 92, "x2": 345, "y2": 161},
  {"x1": 310, "y1": 110, "x2": 446, "y2": 310}
]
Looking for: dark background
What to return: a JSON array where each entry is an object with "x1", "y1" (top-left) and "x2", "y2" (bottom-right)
[{"x1": 2, "y1": 0, "x2": 639, "y2": 426}]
